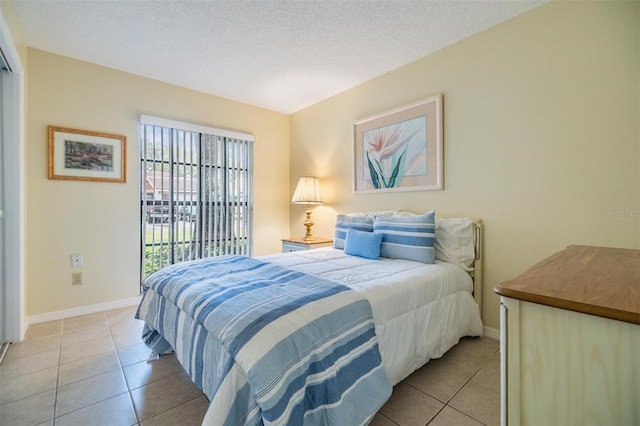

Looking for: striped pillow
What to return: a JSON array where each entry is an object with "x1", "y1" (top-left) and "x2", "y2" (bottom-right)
[
  {"x1": 373, "y1": 210, "x2": 436, "y2": 263},
  {"x1": 333, "y1": 215, "x2": 374, "y2": 249}
]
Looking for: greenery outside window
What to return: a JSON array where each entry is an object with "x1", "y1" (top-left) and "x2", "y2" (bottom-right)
[{"x1": 139, "y1": 115, "x2": 254, "y2": 281}]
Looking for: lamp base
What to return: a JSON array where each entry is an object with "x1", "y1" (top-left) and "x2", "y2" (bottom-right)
[{"x1": 303, "y1": 207, "x2": 315, "y2": 241}]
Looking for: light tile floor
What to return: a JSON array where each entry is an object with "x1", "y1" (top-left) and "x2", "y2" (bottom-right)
[{"x1": 0, "y1": 306, "x2": 500, "y2": 426}]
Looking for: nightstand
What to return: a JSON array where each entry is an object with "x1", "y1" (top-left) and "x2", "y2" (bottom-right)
[{"x1": 281, "y1": 237, "x2": 333, "y2": 252}]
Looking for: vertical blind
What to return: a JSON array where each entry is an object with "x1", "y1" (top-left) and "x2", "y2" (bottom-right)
[{"x1": 139, "y1": 115, "x2": 254, "y2": 279}]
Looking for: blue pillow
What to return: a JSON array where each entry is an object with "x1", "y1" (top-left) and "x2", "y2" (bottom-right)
[
  {"x1": 333, "y1": 215, "x2": 374, "y2": 249},
  {"x1": 373, "y1": 211, "x2": 436, "y2": 263},
  {"x1": 344, "y1": 228, "x2": 382, "y2": 260}
]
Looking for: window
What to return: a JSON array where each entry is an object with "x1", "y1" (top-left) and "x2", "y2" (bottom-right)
[{"x1": 139, "y1": 115, "x2": 253, "y2": 280}]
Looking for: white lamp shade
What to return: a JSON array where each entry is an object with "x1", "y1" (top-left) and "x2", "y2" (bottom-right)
[{"x1": 291, "y1": 176, "x2": 324, "y2": 205}]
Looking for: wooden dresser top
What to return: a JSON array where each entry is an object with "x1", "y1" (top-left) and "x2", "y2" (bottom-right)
[{"x1": 495, "y1": 245, "x2": 640, "y2": 325}]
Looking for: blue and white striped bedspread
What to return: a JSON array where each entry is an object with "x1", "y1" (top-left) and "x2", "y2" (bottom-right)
[{"x1": 136, "y1": 255, "x2": 391, "y2": 425}]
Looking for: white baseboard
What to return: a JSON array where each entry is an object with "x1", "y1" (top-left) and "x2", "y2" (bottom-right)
[
  {"x1": 483, "y1": 325, "x2": 500, "y2": 341},
  {"x1": 28, "y1": 296, "x2": 142, "y2": 325}
]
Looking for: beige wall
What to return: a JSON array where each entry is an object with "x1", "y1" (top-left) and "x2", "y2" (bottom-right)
[
  {"x1": 289, "y1": 1, "x2": 640, "y2": 330},
  {"x1": 26, "y1": 49, "x2": 290, "y2": 316}
]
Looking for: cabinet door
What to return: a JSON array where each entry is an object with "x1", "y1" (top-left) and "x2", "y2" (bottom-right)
[
  {"x1": 500, "y1": 297, "x2": 640, "y2": 425},
  {"x1": 518, "y1": 302, "x2": 639, "y2": 425},
  {"x1": 500, "y1": 297, "x2": 521, "y2": 426}
]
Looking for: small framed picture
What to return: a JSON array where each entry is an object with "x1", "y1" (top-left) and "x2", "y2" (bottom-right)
[
  {"x1": 48, "y1": 126, "x2": 126, "y2": 183},
  {"x1": 353, "y1": 94, "x2": 443, "y2": 193}
]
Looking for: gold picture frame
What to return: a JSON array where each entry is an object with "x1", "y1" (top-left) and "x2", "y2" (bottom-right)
[
  {"x1": 48, "y1": 126, "x2": 126, "y2": 183},
  {"x1": 353, "y1": 94, "x2": 443, "y2": 193}
]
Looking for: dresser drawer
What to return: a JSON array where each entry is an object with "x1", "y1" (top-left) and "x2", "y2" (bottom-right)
[{"x1": 281, "y1": 237, "x2": 333, "y2": 253}]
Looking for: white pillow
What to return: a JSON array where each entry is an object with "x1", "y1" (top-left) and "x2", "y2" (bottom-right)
[
  {"x1": 345, "y1": 210, "x2": 400, "y2": 219},
  {"x1": 388, "y1": 210, "x2": 417, "y2": 218},
  {"x1": 434, "y1": 217, "x2": 476, "y2": 271}
]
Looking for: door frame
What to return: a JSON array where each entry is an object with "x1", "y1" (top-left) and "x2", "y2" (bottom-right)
[{"x1": 1, "y1": 9, "x2": 26, "y2": 342}]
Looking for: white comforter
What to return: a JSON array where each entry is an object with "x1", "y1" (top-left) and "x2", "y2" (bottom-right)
[{"x1": 259, "y1": 247, "x2": 483, "y2": 385}]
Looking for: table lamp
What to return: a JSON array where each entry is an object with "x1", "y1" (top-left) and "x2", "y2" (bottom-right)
[{"x1": 291, "y1": 176, "x2": 324, "y2": 241}]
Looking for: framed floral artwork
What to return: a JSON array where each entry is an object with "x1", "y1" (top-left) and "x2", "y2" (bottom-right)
[
  {"x1": 353, "y1": 94, "x2": 442, "y2": 193},
  {"x1": 48, "y1": 126, "x2": 126, "y2": 183}
]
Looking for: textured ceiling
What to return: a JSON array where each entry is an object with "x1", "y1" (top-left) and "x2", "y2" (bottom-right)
[{"x1": 13, "y1": 0, "x2": 547, "y2": 114}]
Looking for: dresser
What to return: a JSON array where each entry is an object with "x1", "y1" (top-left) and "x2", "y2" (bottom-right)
[
  {"x1": 281, "y1": 237, "x2": 333, "y2": 252},
  {"x1": 494, "y1": 245, "x2": 640, "y2": 425}
]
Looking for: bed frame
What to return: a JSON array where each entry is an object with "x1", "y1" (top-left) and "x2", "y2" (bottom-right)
[
  {"x1": 471, "y1": 219, "x2": 483, "y2": 313},
  {"x1": 136, "y1": 216, "x2": 485, "y2": 424}
]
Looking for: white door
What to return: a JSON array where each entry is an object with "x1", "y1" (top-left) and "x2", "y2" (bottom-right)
[{"x1": 0, "y1": 16, "x2": 26, "y2": 347}]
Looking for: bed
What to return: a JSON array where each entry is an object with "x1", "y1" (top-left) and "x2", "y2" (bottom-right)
[{"x1": 136, "y1": 211, "x2": 484, "y2": 425}]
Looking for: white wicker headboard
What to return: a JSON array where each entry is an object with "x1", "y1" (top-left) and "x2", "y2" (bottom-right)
[{"x1": 470, "y1": 219, "x2": 483, "y2": 312}]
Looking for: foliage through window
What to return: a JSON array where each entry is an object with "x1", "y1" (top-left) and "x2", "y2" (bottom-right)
[{"x1": 140, "y1": 116, "x2": 253, "y2": 280}]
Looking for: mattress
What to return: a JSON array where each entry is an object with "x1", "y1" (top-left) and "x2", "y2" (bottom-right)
[{"x1": 259, "y1": 247, "x2": 483, "y2": 384}]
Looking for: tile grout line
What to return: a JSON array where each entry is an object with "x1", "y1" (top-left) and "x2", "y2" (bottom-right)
[
  {"x1": 425, "y1": 404, "x2": 447, "y2": 425},
  {"x1": 107, "y1": 308, "x2": 206, "y2": 425},
  {"x1": 402, "y1": 344, "x2": 500, "y2": 425},
  {"x1": 376, "y1": 411, "x2": 400, "y2": 425},
  {"x1": 2, "y1": 314, "x2": 140, "y2": 424},
  {"x1": 398, "y1": 378, "x2": 448, "y2": 419},
  {"x1": 112, "y1": 307, "x2": 207, "y2": 425},
  {"x1": 437, "y1": 346, "x2": 500, "y2": 426},
  {"x1": 449, "y1": 346, "x2": 499, "y2": 399},
  {"x1": 51, "y1": 318, "x2": 65, "y2": 425},
  {"x1": 108, "y1": 310, "x2": 144, "y2": 426},
  {"x1": 53, "y1": 312, "x2": 120, "y2": 424},
  {"x1": 442, "y1": 346, "x2": 500, "y2": 425},
  {"x1": 0, "y1": 329, "x2": 56, "y2": 409},
  {"x1": 442, "y1": 405, "x2": 490, "y2": 426}
]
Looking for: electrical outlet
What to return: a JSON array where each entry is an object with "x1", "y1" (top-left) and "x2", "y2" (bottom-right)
[
  {"x1": 71, "y1": 254, "x2": 83, "y2": 268},
  {"x1": 72, "y1": 272, "x2": 83, "y2": 285}
]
